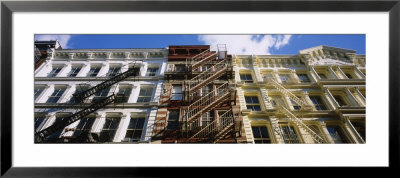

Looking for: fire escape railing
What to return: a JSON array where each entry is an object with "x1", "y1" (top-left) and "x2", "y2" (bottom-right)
[
  {"x1": 187, "y1": 59, "x2": 229, "y2": 95},
  {"x1": 266, "y1": 78, "x2": 312, "y2": 110},
  {"x1": 189, "y1": 109, "x2": 234, "y2": 140},
  {"x1": 183, "y1": 83, "x2": 231, "y2": 125},
  {"x1": 278, "y1": 106, "x2": 326, "y2": 144},
  {"x1": 35, "y1": 62, "x2": 141, "y2": 142},
  {"x1": 35, "y1": 94, "x2": 117, "y2": 143},
  {"x1": 265, "y1": 78, "x2": 326, "y2": 143},
  {"x1": 73, "y1": 62, "x2": 141, "y2": 102}
]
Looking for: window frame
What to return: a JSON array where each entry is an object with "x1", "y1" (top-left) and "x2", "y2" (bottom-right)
[
  {"x1": 46, "y1": 87, "x2": 66, "y2": 103},
  {"x1": 245, "y1": 96, "x2": 262, "y2": 111},
  {"x1": 87, "y1": 65, "x2": 101, "y2": 77},
  {"x1": 124, "y1": 117, "x2": 146, "y2": 142},
  {"x1": 137, "y1": 87, "x2": 154, "y2": 103},
  {"x1": 240, "y1": 73, "x2": 254, "y2": 83},
  {"x1": 252, "y1": 125, "x2": 272, "y2": 144}
]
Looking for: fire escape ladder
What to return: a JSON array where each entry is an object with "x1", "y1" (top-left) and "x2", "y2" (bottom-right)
[
  {"x1": 34, "y1": 94, "x2": 117, "y2": 143},
  {"x1": 266, "y1": 78, "x2": 313, "y2": 111},
  {"x1": 189, "y1": 109, "x2": 235, "y2": 143},
  {"x1": 73, "y1": 61, "x2": 141, "y2": 102},
  {"x1": 278, "y1": 106, "x2": 326, "y2": 144},
  {"x1": 183, "y1": 83, "x2": 231, "y2": 125},
  {"x1": 188, "y1": 59, "x2": 228, "y2": 95}
]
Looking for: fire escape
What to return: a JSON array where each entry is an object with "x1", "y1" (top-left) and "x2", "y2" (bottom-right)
[
  {"x1": 265, "y1": 78, "x2": 326, "y2": 144},
  {"x1": 34, "y1": 61, "x2": 141, "y2": 143},
  {"x1": 180, "y1": 47, "x2": 241, "y2": 143}
]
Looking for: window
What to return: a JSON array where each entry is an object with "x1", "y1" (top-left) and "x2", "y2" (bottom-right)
[
  {"x1": 202, "y1": 64, "x2": 212, "y2": 71},
  {"x1": 280, "y1": 125, "x2": 300, "y2": 143},
  {"x1": 333, "y1": 95, "x2": 347, "y2": 106},
  {"x1": 47, "y1": 115, "x2": 69, "y2": 140},
  {"x1": 309, "y1": 96, "x2": 327, "y2": 110},
  {"x1": 99, "y1": 117, "x2": 121, "y2": 142},
  {"x1": 318, "y1": 73, "x2": 327, "y2": 79},
  {"x1": 73, "y1": 117, "x2": 95, "y2": 137},
  {"x1": 167, "y1": 110, "x2": 179, "y2": 130},
  {"x1": 345, "y1": 73, "x2": 353, "y2": 79},
  {"x1": 46, "y1": 88, "x2": 66, "y2": 103},
  {"x1": 290, "y1": 98, "x2": 301, "y2": 110},
  {"x1": 107, "y1": 66, "x2": 121, "y2": 77},
  {"x1": 87, "y1": 66, "x2": 101, "y2": 77},
  {"x1": 124, "y1": 117, "x2": 145, "y2": 142},
  {"x1": 240, "y1": 74, "x2": 253, "y2": 83},
  {"x1": 116, "y1": 86, "x2": 132, "y2": 102},
  {"x1": 175, "y1": 65, "x2": 186, "y2": 72},
  {"x1": 201, "y1": 85, "x2": 212, "y2": 96},
  {"x1": 279, "y1": 74, "x2": 290, "y2": 84},
  {"x1": 68, "y1": 66, "x2": 82, "y2": 77},
  {"x1": 269, "y1": 95, "x2": 284, "y2": 108},
  {"x1": 201, "y1": 111, "x2": 214, "y2": 127},
  {"x1": 137, "y1": 87, "x2": 153, "y2": 102},
  {"x1": 69, "y1": 85, "x2": 89, "y2": 103},
  {"x1": 245, "y1": 96, "x2": 261, "y2": 111},
  {"x1": 146, "y1": 67, "x2": 159, "y2": 76},
  {"x1": 128, "y1": 65, "x2": 140, "y2": 76},
  {"x1": 297, "y1": 74, "x2": 310, "y2": 83},
  {"x1": 48, "y1": 66, "x2": 63, "y2": 77},
  {"x1": 327, "y1": 126, "x2": 349, "y2": 143},
  {"x1": 350, "y1": 121, "x2": 366, "y2": 141},
  {"x1": 252, "y1": 126, "x2": 271, "y2": 144},
  {"x1": 262, "y1": 73, "x2": 274, "y2": 82},
  {"x1": 92, "y1": 88, "x2": 110, "y2": 103},
  {"x1": 34, "y1": 116, "x2": 47, "y2": 132},
  {"x1": 34, "y1": 87, "x2": 44, "y2": 100},
  {"x1": 171, "y1": 85, "x2": 182, "y2": 100}
]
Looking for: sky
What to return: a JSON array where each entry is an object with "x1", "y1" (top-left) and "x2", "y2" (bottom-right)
[{"x1": 34, "y1": 34, "x2": 365, "y2": 55}]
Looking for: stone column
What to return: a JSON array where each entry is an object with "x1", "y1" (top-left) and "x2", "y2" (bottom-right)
[
  {"x1": 324, "y1": 88, "x2": 339, "y2": 109},
  {"x1": 342, "y1": 117, "x2": 365, "y2": 143},
  {"x1": 354, "y1": 87, "x2": 366, "y2": 106},
  {"x1": 336, "y1": 66, "x2": 348, "y2": 79},
  {"x1": 344, "y1": 87, "x2": 361, "y2": 106},
  {"x1": 328, "y1": 66, "x2": 339, "y2": 79},
  {"x1": 319, "y1": 121, "x2": 335, "y2": 143}
]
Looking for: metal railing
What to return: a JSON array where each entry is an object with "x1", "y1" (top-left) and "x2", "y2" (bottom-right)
[
  {"x1": 183, "y1": 83, "x2": 231, "y2": 124},
  {"x1": 190, "y1": 109, "x2": 234, "y2": 139}
]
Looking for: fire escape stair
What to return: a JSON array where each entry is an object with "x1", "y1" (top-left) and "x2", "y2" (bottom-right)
[
  {"x1": 189, "y1": 109, "x2": 236, "y2": 143},
  {"x1": 191, "y1": 52, "x2": 217, "y2": 71},
  {"x1": 266, "y1": 78, "x2": 313, "y2": 111},
  {"x1": 188, "y1": 59, "x2": 229, "y2": 95},
  {"x1": 35, "y1": 62, "x2": 141, "y2": 142},
  {"x1": 278, "y1": 106, "x2": 326, "y2": 144},
  {"x1": 73, "y1": 63, "x2": 141, "y2": 102},
  {"x1": 183, "y1": 83, "x2": 231, "y2": 125},
  {"x1": 34, "y1": 94, "x2": 117, "y2": 142}
]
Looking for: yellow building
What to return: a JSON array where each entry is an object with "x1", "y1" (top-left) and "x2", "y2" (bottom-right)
[{"x1": 234, "y1": 46, "x2": 366, "y2": 144}]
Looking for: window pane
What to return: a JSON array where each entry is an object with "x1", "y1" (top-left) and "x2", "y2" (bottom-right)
[
  {"x1": 88, "y1": 66, "x2": 101, "y2": 77},
  {"x1": 298, "y1": 74, "x2": 310, "y2": 83},
  {"x1": 99, "y1": 117, "x2": 120, "y2": 142},
  {"x1": 34, "y1": 116, "x2": 47, "y2": 132},
  {"x1": 34, "y1": 88, "x2": 44, "y2": 100},
  {"x1": 46, "y1": 88, "x2": 65, "y2": 103},
  {"x1": 69, "y1": 67, "x2": 81, "y2": 77},
  {"x1": 327, "y1": 126, "x2": 348, "y2": 143}
]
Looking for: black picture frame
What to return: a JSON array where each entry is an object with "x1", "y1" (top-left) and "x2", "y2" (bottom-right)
[{"x1": 1, "y1": 0, "x2": 399, "y2": 177}]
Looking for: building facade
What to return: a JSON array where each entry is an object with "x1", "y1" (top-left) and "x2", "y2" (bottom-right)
[
  {"x1": 34, "y1": 40, "x2": 62, "y2": 70},
  {"x1": 151, "y1": 45, "x2": 245, "y2": 143},
  {"x1": 34, "y1": 48, "x2": 167, "y2": 143},
  {"x1": 235, "y1": 46, "x2": 366, "y2": 144},
  {"x1": 34, "y1": 43, "x2": 365, "y2": 144}
]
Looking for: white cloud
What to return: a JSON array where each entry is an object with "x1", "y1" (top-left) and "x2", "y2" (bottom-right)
[
  {"x1": 198, "y1": 35, "x2": 292, "y2": 55},
  {"x1": 34, "y1": 35, "x2": 72, "y2": 49}
]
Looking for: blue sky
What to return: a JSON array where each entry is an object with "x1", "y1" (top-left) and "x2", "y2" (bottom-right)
[{"x1": 35, "y1": 34, "x2": 365, "y2": 55}]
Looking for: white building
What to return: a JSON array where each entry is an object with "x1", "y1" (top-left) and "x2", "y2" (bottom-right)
[{"x1": 34, "y1": 48, "x2": 168, "y2": 143}]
